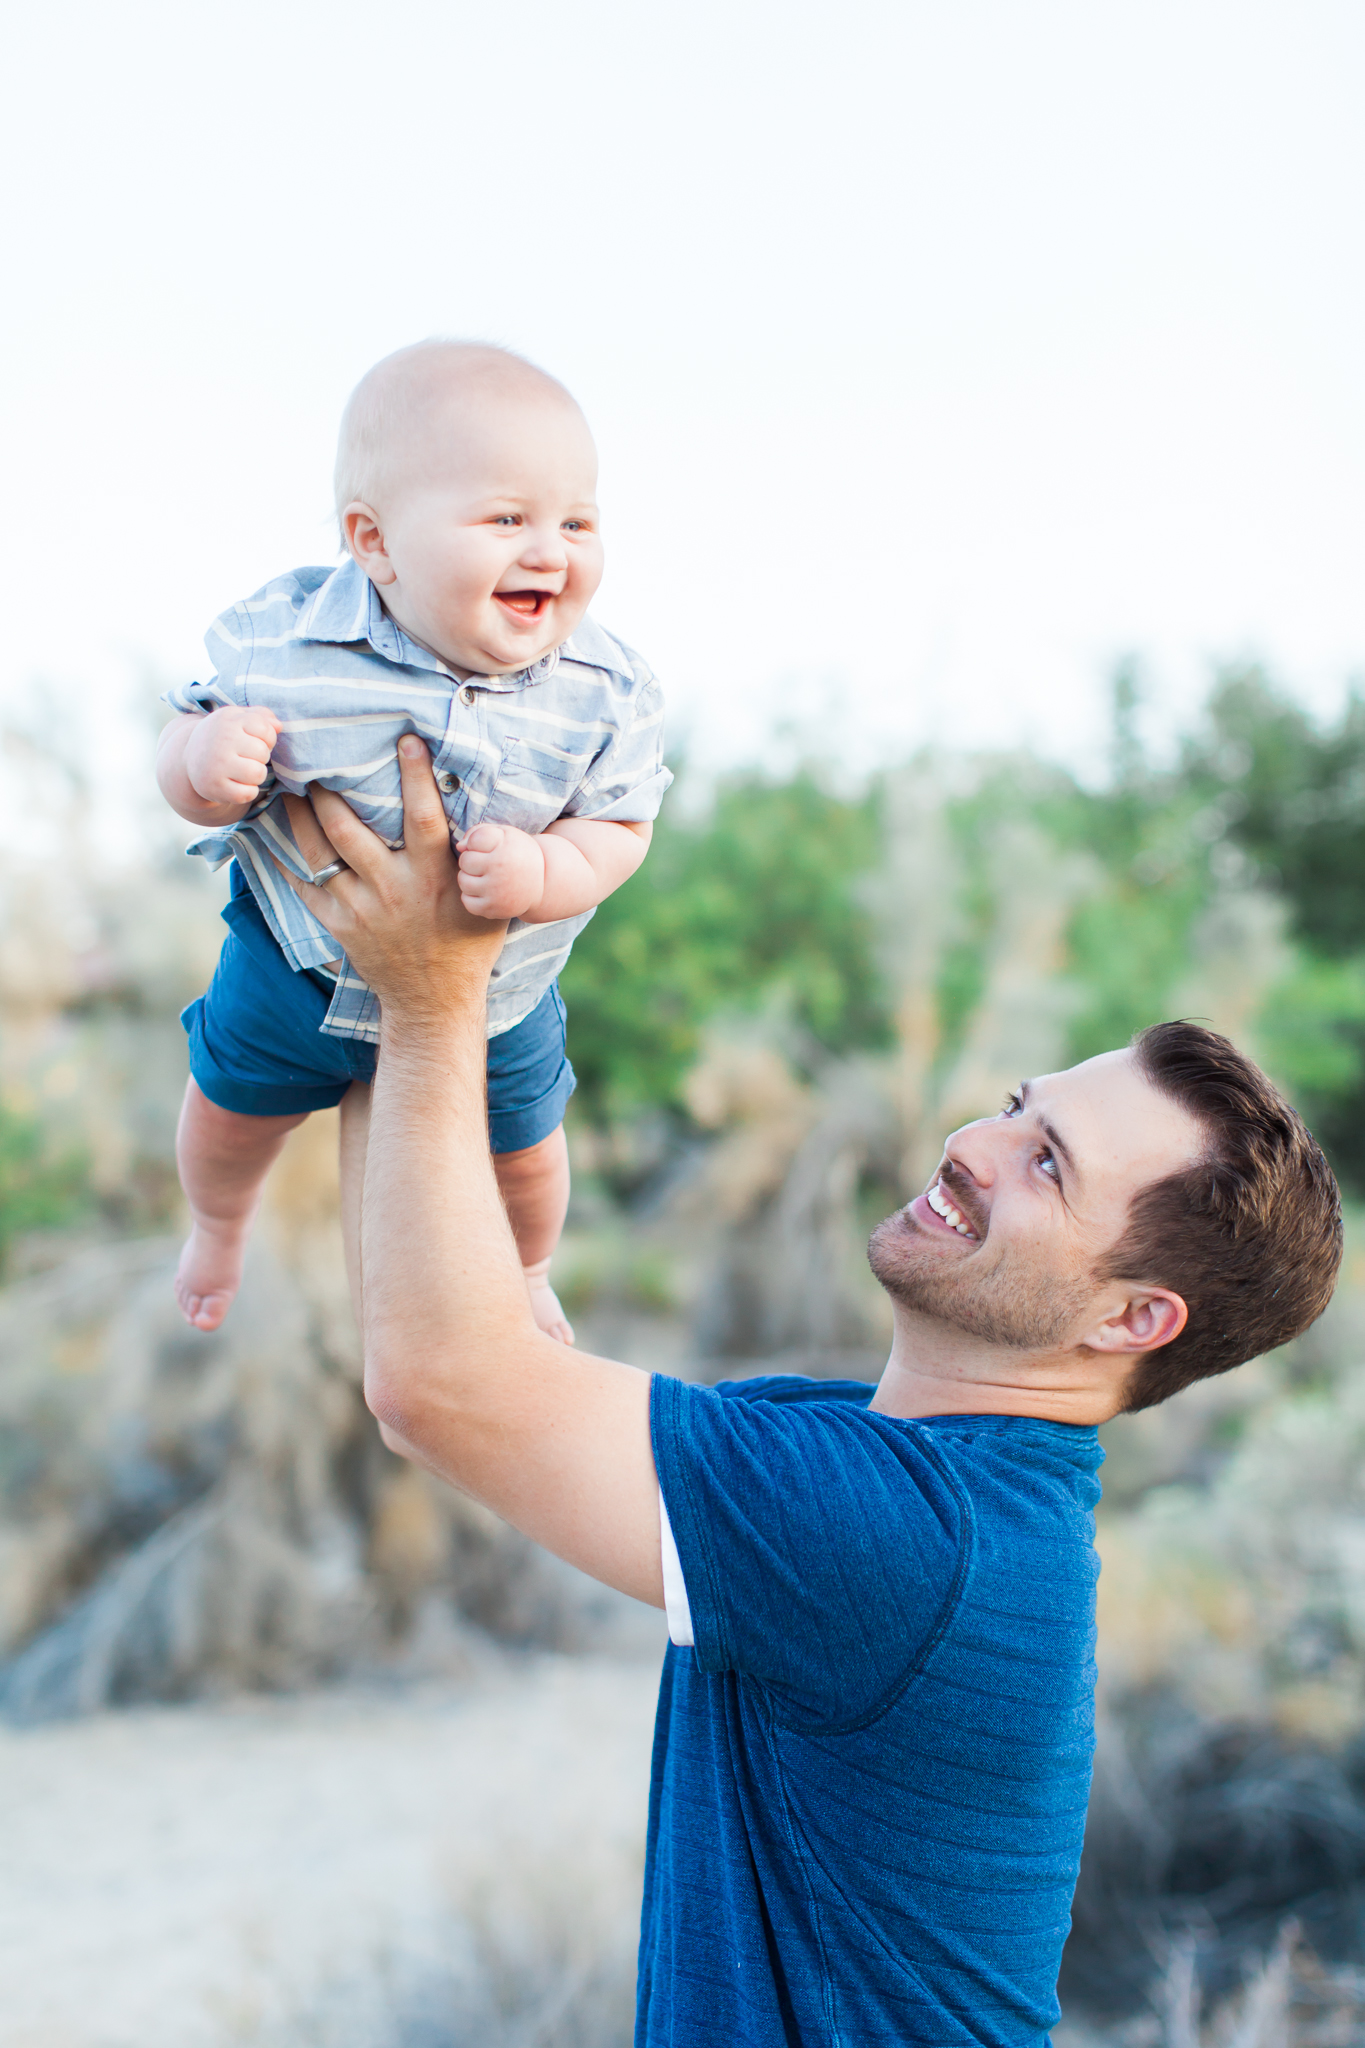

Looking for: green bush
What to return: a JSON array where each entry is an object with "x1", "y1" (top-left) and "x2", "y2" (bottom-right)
[
  {"x1": 561, "y1": 768, "x2": 892, "y2": 1120},
  {"x1": 0, "y1": 1102, "x2": 90, "y2": 1272}
]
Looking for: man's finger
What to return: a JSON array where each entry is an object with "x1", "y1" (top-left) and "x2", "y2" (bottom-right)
[
  {"x1": 397, "y1": 736, "x2": 455, "y2": 855},
  {"x1": 281, "y1": 793, "x2": 342, "y2": 872},
  {"x1": 302, "y1": 785, "x2": 401, "y2": 882},
  {"x1": 270, "y1": 855, "x2": 350, "y2": 937}
]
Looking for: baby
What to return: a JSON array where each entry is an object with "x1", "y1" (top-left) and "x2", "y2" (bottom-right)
[{"x1": 157, "y1": 340, "x2": 670, "y2": 1344}]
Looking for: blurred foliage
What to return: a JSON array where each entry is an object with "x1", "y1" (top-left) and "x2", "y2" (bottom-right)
[
  {"x1": 1048, "y1": 663, "x2": 1365, "y2": 1190},
  {"x1": 564, "y1": 666, "x2": 1365, "y2": 1194},
  {"x1": 1187, "y1": 673, "x2": 1365, "y2": 1189},
  {"x1": 0, "y1": 1101, "x2": 90, "y2": 1272},
  {"x1": 561, "y1": 769, "x2": 892, "y2": 1120}
]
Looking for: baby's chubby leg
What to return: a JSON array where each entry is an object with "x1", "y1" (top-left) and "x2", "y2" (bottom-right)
[
  {"x1": 494, "y1": 1125, "x2": 575, "y2": 1346},
  {"x1": 174, "y1": 1081, "x2": 307, "y2": 1332}
]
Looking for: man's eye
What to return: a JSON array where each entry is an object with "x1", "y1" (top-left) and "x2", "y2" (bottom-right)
[
  {"x1": 1002, "y1": 1091, "x2": 1023, "y2": 1118},
  {"x1": 1037, "y1": 1150, "x2": 1059, "y2": 1181}
]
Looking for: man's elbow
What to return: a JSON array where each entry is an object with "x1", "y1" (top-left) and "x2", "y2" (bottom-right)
[
  {"x1": 364, "y1": 1358, "x2": 425, "y2": 1446},
  {"x1": 376, "y1": 1419, "x2": 421, "y2": 1462}
]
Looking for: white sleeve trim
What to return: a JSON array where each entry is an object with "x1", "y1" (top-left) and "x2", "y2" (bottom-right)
[{"x1": 659, "y1": 1489, "x2": 694, "y2": 1648}]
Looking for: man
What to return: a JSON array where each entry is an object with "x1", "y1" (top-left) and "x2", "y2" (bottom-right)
[{"x1": 277, "y1": 740, "x2": 1342, "y2": 2047}]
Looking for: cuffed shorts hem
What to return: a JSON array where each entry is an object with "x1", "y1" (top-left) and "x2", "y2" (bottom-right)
[
  {"x1": 486, "y1": 1061, "x2": 577, "y2": 1154},
  {"x1": 184, "y1": 997, "x2": 361, "y2": 1116}
]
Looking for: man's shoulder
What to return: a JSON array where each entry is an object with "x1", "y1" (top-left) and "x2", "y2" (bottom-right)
[
  {"x1": 710, "y1": 1373, "x2": 878, "y2": 1409},
  {"x1": 668, "y1": 1377, "x2": 1103, "y2": 1523}
]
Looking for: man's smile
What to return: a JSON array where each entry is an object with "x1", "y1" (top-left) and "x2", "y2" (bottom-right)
[{"x1": 907, "y1": 1178, "x2": 982, "y2": 1242}]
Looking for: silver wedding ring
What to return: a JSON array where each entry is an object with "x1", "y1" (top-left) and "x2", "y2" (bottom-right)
[{"x1": 309, "y1": 860, "x2": 348, "y2": 888}]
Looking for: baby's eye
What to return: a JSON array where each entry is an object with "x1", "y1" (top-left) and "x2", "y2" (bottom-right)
[
  {"x1": 494, "y1": 514, "x2": 521, "y2": 527},
  {"x1": 562, "y1": 518, "x2": 588, "y2": 533}
]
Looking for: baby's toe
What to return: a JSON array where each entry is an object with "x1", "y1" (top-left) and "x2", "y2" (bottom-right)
[{"x1": 190, "y1": 1293, "x2": 233, "y2": 1333}]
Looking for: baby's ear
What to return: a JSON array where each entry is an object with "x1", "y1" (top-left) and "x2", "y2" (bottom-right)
[{"x1": 342, "y1": 502, "x2": 395, "y2": 583}]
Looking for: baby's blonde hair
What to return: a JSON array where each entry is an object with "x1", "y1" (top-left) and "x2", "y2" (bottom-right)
[{"x1": 333, "y1": 338, "x2": 574, "y2": 535}]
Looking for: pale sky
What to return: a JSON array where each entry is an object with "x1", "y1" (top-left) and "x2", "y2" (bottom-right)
[{"x1": 3, "y1": 0, "x2": 1363, "y2": 796}]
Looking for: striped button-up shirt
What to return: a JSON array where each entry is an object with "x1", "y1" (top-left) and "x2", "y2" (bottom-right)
[{"x1": 164, "y1": 558, "x2": 671, "y2": 1041}]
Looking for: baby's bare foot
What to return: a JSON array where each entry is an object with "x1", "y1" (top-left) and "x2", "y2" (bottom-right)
[
  {"x1": 528, "y1": 1277, "x2": 575, "y2": 1347},
  {"x1": 174, "y1": 1220, "x2": 249, "y2": 1333}
]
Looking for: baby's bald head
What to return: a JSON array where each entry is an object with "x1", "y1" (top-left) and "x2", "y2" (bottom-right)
[
  {"x1": 331, "y1": 339, "x2": 603, "y2": 676},
  {"x1": 334, "y1": 340, "x2": 589, "y2": 525}
]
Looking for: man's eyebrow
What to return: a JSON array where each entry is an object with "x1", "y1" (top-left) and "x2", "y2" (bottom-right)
[{"x1": 1018, "y1": 1080, "x2": 1080, "y2": 1184}]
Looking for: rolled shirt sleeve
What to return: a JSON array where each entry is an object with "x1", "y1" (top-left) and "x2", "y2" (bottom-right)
[{"x1": 564, "y1": 664, "x2": 672, "y2": 824}]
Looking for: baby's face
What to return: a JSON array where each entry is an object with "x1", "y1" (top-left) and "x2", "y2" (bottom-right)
[{"x1": 352, "y1": 386, "x2": 604, "y2": 676}]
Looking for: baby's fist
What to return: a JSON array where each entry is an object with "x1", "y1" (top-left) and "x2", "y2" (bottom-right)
[
  {"x1": 455, "y1": 823, "x2": 546, "y2": 921},
  {"x1": 185, "y1": 706, "x2": 281, "y2": 807}
]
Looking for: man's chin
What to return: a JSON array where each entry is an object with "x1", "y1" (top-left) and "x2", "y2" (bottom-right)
[
  {"x1": 867, "y1": 1210, "x2": 950, "y2": 1303},
  {"x1": 867, "y1": 1211, "x2": 1090, "y2": 1351}
]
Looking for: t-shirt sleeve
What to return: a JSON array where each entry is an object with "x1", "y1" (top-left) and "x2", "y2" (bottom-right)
[
  {"x1": 651, "y1": 1373, "x2": 968, "y2": 1725},
  {"x1": 563, "y1": 663, "x2": 673, "y2": 823}
]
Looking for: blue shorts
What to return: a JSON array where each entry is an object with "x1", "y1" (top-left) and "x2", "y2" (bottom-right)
[{"x1": 181, "y1": 866, "x2": 575, "y2": 1153}]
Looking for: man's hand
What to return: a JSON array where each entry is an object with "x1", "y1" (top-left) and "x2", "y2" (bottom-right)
[
  {"x1": 455, "y1": 823, "x2": 547, "y2": 921},
  {"x1": 273, "y1": 736, "x2": 507, "y2": 1023},
  {"x1": 184, "y1": 706, "x2": 281, "y2": 807}
]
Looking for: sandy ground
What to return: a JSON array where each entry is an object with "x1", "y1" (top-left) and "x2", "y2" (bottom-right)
[{"x1": 0, "y1": 1649, "x2": 664, "y2": 2048}]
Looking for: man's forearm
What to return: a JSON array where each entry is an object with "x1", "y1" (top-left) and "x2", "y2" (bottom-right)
[
  {"x1": 362, "y1": 1001, "x2": 538, "y2": 1427},
  {"x1": 360, "y1": 997, "x2": 661, "y2": 1598}
]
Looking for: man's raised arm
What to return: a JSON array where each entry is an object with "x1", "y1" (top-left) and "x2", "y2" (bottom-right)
[{"x1": 276, "y1": 737, "x2": 665, "y2": 1608}]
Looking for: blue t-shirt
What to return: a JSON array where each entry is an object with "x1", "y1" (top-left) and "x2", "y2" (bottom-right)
[{"x1": 642, "y1": 1373, "x2": 1104, "y2": 2047}]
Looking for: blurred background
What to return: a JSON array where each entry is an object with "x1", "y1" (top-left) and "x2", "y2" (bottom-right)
[{"x1": 3, "y1": 3, "x2": 1365, "y2": 2043}]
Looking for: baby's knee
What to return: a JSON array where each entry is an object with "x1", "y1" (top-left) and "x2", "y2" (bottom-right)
[{"x1": 493, "y1": 1124, "x2": 567, "y2": 1180}]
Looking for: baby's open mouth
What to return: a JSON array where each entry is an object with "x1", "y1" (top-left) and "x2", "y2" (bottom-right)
[{"x1": 495, "y1": 590, "x2": 552, "y2": 618}]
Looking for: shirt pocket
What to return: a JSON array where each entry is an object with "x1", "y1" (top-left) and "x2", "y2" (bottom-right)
[{"x1": 483, "y1": 734, "x2": 591, "y2": 835}]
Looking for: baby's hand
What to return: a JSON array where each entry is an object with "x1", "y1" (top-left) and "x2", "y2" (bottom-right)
[
  {"x1": 184, "y1": 706, "x2": 281, "y2": 807},
  {"x1": 455, "y1": 824, "x2": 547, "y2": 921}
]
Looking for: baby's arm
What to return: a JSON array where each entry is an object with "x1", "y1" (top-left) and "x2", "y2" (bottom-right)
[
  {"x1": 157, "y1": 707, "x2": 281, "y2": 827},
  {"x1": 455, "y1": 818, "x2": 651, "y2": 923}
]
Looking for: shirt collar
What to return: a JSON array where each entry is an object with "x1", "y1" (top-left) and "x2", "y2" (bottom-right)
[{"x1": 294, "y1": 558, "x2": 560, "y2": 690}]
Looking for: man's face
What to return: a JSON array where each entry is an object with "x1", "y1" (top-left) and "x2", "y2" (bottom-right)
[
  {"x1": 356, "y1": 387, "x2": 604, "y2": 676},
  {"x1": 868, "y1": 1049, "x2": 1206, "y2": 1352}
]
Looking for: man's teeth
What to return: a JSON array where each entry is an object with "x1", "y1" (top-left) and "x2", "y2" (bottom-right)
[{"x1": 927, "y1": 1182, "x2": 974, "y2": 1235}]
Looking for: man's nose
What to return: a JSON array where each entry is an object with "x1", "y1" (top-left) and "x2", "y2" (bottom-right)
[{"x1": 942, "y1": 1118, "x2": 998, "y2": 1189}]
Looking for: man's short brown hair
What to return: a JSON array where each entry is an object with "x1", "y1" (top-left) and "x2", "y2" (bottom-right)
[{"x1": 1100, "y1": 1021, "x2": 1343, "y2": 1412}]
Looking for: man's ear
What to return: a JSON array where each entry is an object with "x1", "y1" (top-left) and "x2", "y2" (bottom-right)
[
  {"x1": 1083, "y1": 1286, "x2": 1188, "y2": 1357},
  {"x1": 342, "y1": 501, "x2": 396, "y2": 585}
]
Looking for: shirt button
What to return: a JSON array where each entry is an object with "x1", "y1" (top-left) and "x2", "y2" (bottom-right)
[
  {"x1": 436, "y1": 771, "x2": 459, "y2": 794},
  {"x1": 459, "y1": 685, "x2": 477, "y2": 706}
]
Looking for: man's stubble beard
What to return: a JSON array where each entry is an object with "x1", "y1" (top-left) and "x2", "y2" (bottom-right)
[{"x1": 867, "y1": 1208, "x2": 1093, "y2": 1351}]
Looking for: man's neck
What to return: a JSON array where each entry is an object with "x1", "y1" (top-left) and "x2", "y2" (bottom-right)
[{"x1": 868, "y1": 1314, "x2": 1123, "y2": 1427}]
